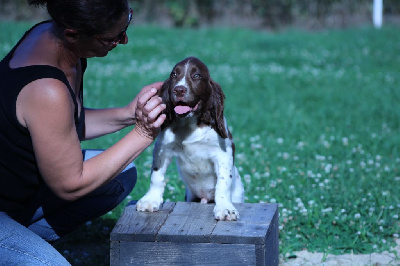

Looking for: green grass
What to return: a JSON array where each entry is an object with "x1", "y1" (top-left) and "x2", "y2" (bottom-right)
[{"x1": 1, "y1": 21, "x2": 399, "y2": 264}]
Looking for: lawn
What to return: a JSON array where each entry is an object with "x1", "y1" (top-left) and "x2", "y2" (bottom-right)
[{"x1": 1, "y1": 21, "x2": 399, "y2": 264}]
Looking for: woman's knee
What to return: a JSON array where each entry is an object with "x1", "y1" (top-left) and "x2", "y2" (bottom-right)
[
  {"x1": 0, "y1": 213, "x2": 70, "y2": 265},
  {"x1": 116, "y1": 163, "x2": 137, "y2": 197}
]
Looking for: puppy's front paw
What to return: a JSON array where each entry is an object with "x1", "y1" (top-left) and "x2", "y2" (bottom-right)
[
  {"x1": 214, "y1": 204, "x2": 240, "y2": 221},
  {"x1": 136, "y1": 194, "x2": 163, "y2": 212}
]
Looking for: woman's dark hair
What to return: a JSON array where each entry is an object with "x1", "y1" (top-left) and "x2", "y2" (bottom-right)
[{"x1": 28, "y1": 0, "x2": 129, "y2": 36}]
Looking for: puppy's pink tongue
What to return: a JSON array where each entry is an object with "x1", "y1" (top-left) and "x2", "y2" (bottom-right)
[{"x1": 174, "y1": 105, "x2": 191, "y2": 115}]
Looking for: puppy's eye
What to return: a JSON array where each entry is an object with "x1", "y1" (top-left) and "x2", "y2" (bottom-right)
[
  {"x1": 171, "y1": 72, "x2": 177, "y2": 78},
  {"x1": 193, "y1": 74, "x2": 202, "y2": 79}
]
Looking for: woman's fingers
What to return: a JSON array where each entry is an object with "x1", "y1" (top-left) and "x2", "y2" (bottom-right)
[
  {"x1": 137, "y1": 82, "x2": 163, "y2": 99},
  {"x1": 134, "y1": 85, "x2": 166, "y2": 140},
  {"x1": 137, "y1": 88, "x2": 158, "y2": 110},
  {"x1": 147, "y1": 101, "x2": 166, "y2": 122}
]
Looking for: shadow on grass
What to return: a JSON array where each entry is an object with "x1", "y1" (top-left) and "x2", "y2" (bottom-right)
[{"x1": 52, "y1": 217, "x2": 117, "y2": 265}]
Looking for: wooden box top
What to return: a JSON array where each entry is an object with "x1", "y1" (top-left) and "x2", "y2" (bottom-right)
[{"x1": 111, "y1": 202, "x2": 278, "y2": 245}]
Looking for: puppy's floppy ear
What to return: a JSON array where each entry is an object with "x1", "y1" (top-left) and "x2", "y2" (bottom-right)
[
  {"x1": 201, "y1": 78, "x2": 228, "y2": 139},
  {"x1": 159, "y1": 78, "x2": 174, "y2": 130}
]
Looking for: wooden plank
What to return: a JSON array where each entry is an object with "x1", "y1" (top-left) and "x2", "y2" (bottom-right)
[
  {"x1": 117, "y1": 241, "x2": 257, "y2": 266},
  {"x1": 211, "y1": 203, "x2": 278, "y2": 245},
  {"x1": 263, "y1": 205, "x2": 279, "y2": 266},
  {"x1": 110, "y1": 201, "x2": 176, "y2": 242},
  {"x1": 111, "y1": 202, "x2": 279, "y2": 265},
  {"x1": 157, "y1": 202, "x2": 217, "y2": 243},
  {"x1": 110, "y1": 241, "x2": 120, "y2": 266}
]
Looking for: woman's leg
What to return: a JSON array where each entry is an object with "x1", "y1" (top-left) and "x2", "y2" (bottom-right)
[
  {"x1": 0, "y1": 212, "x2": 70, "y2": 265},
  {"x1": 27, "y1": 149, "x2": 136, "y2": 240}
]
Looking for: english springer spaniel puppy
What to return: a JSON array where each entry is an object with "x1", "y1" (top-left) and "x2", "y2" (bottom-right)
[{"x1": 136, "y1": 57, "x2": 244, "y2": 221}]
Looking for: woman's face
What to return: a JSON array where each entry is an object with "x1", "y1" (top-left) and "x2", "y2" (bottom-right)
[{"x1": 77, "y1": 9, "x2": 132, "y2": 58}]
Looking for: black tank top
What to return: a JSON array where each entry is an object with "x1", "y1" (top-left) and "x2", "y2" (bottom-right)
[{"x1": 0, "y1": 21, "x2": 86, "y2": 212}]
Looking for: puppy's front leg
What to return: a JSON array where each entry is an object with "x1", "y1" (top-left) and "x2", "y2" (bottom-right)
[
  {"x1": 137, "y1": 136, "x2": 172, "y2": 212},
  {"x1": 213, "y1": 152, "x2": 240, "y2": 221}
]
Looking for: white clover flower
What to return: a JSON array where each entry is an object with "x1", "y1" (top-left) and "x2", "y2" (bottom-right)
[
  {"x1": 324, "y1": 164, "x2": 332, "y2": 173},
  {"x1": 297, "y1": 142, "x2": 305, "y2": 149},
  {"x1": 250, "y1": 135, "x2": 260, "y2": 142},
  {"x1": 342, "y1": 137, "x2": 349, "y2": 145},
  {"x1": 354, "y1": 213, "x2": 361, "y2": 219},
  {"x1": 251, "y1": 143, "x2": 263, "y2": 149},
  {"x1": 322, "y1": 207, "x2": 333, "y2": 213},
  {"x1": 276, "y1": 138, "x2": 284, "y2": 144}
]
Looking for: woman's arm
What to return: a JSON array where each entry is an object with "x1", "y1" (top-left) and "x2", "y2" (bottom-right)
[
  {"x1": 17, "y1": 79, "x2": 165, "y2": 201},
  {"x1": 83, "y1": 81, "x2": 164, "y2": 140}
]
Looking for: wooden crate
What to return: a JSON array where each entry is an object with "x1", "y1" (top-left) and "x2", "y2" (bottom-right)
[{"x1": 110, "y1": 202, "x2": 279, "y2": 266}]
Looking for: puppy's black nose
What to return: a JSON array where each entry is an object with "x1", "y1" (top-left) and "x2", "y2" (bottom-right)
[{"x1": 173, "y1": 86, "x2": 187, "y2": 97}]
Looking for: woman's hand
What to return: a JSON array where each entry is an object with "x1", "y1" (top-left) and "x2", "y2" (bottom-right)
[
  {"x1": 133, "y1": 84, "x2": 166, "y2": 140},
  {"x1": 126, "y1": 81, "x2": 163, "y2": 123}
]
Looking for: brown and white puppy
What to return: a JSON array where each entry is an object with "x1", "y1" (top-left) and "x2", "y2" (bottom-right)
[{"x1": 136, "y1": 57, "x2": 244, "y2": 221}]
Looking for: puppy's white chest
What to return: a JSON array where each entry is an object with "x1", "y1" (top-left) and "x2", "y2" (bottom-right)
[
  {"x1": 166, "y1": 127, "x2": 220, "y2": 197},
  {"x1": 172, "y1": 128, "x2": 217, "y2": 175}
]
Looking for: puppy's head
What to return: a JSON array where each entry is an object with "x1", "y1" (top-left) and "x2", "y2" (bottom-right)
[{"x1": 159, "y1": 57, "x2": 228, "y2": 138}]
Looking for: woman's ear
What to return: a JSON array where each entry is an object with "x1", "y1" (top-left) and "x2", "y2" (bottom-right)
[{"x1": 63, "y1": 29, "x2": 80, "y2": 43}]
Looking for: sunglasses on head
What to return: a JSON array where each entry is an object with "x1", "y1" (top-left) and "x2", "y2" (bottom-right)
[{"x1": 93, "y1": 8, "x2": 133, "y2": 46}]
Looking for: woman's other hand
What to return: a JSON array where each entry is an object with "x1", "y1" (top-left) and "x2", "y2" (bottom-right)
[{"x1": 133, "y1": 84, "x2": 166, "y2": 140}]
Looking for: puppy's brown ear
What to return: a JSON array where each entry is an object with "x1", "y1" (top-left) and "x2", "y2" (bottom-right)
[
  {"x1": 159, "y1": 78, "x2": 174, "y2": 130},
  {"x1": 201, "y1": 79, "x2": 228, "y2": 139}
]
